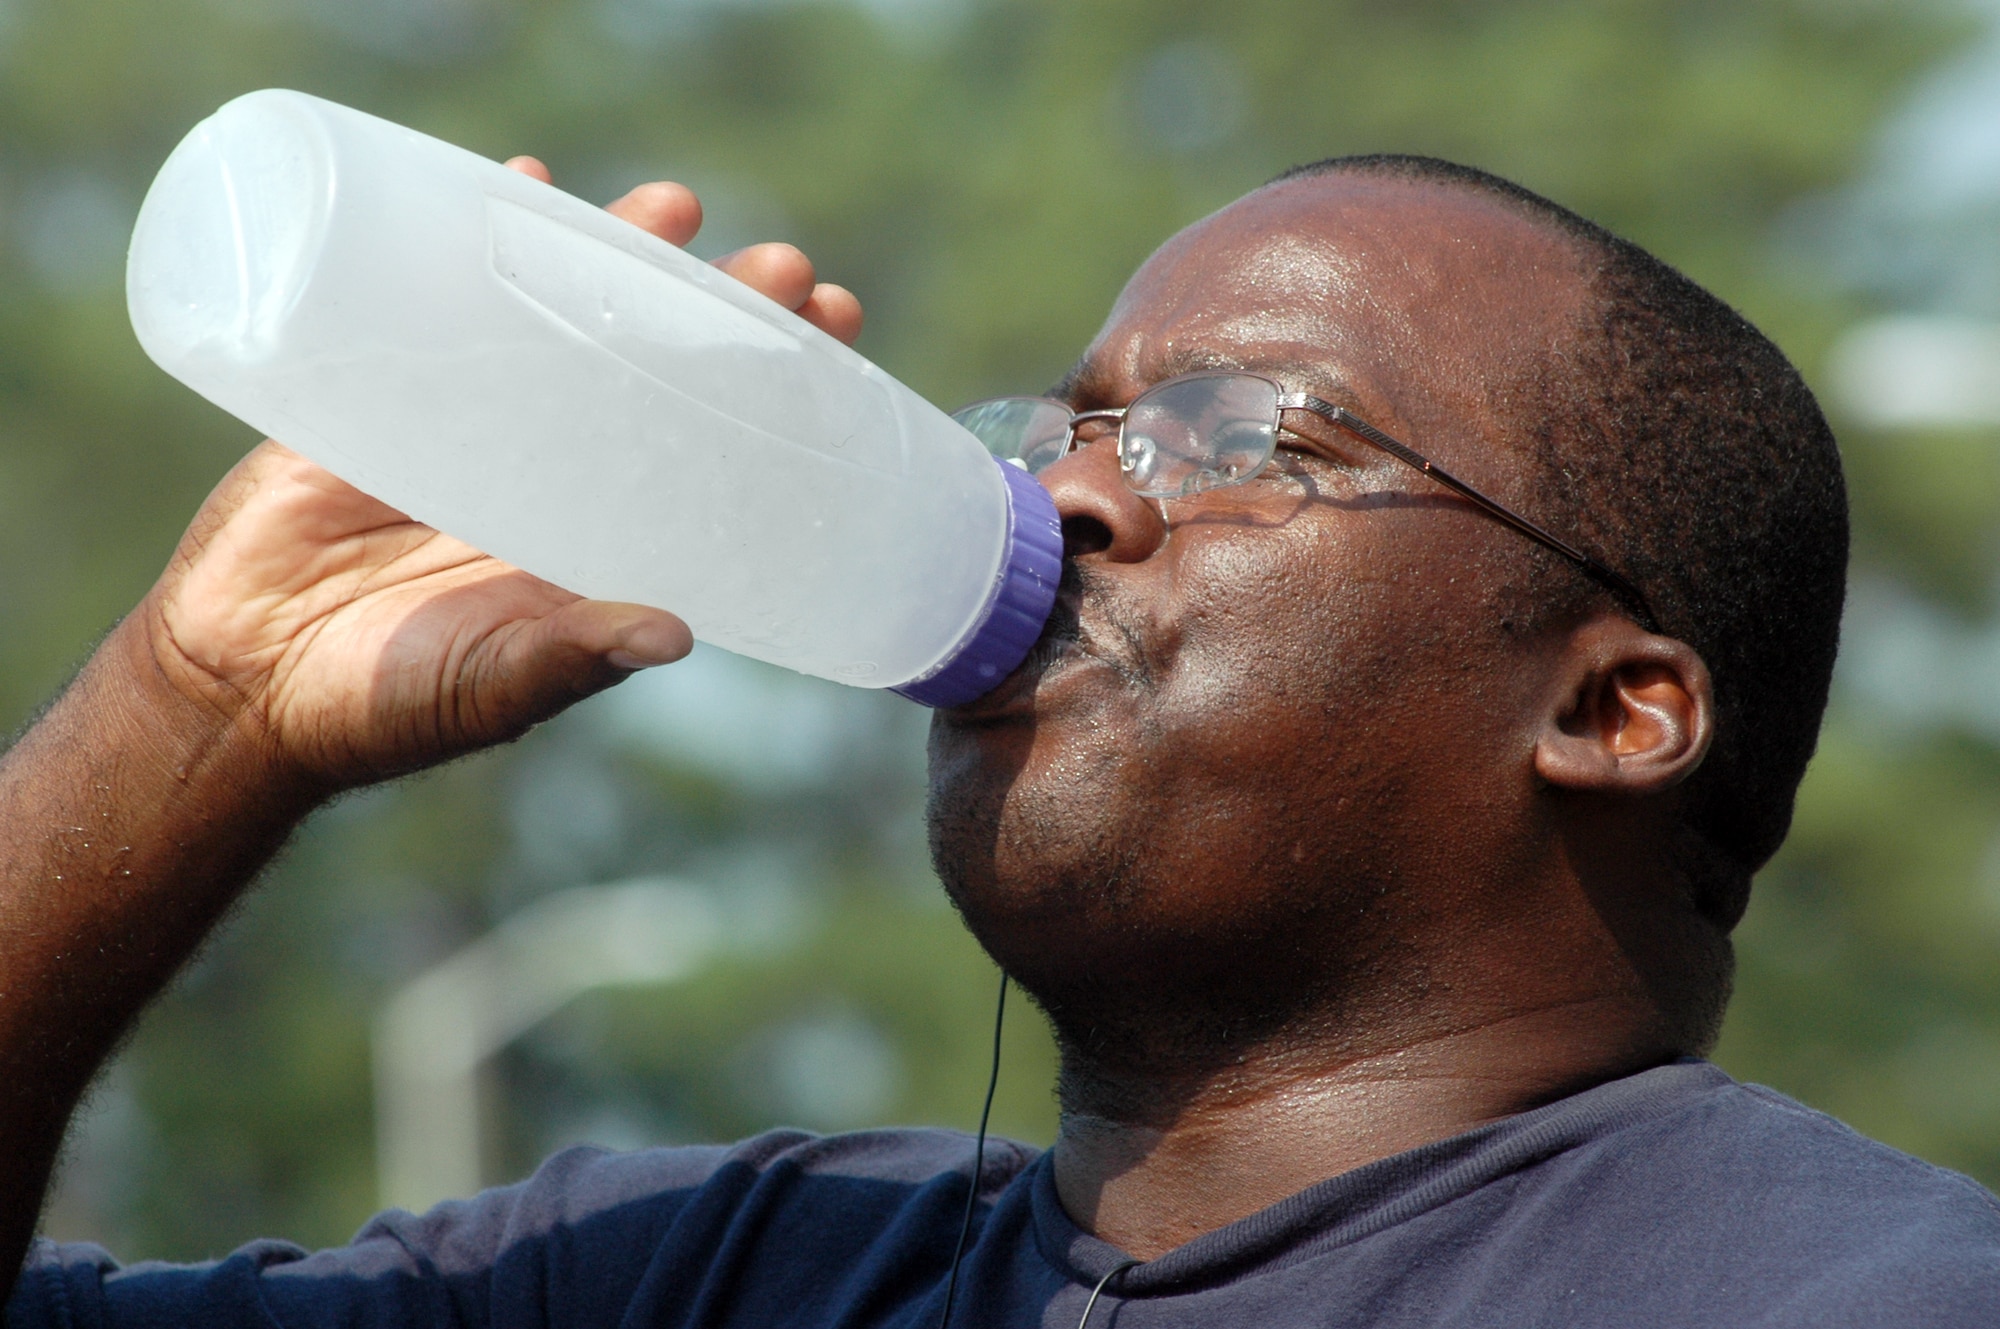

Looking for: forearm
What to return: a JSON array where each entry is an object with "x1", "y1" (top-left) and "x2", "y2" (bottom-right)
[{"x1": 0, "y1": 610, "x2": 322, "y2": 1296}]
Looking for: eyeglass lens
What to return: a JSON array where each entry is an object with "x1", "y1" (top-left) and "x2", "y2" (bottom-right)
[
  {"x1": 950, "y1": 373, "x2": 1283, "y2": 499},
  {"x1": 951, "y1": 397, "x2": 1075, "y2": 475},
  {"x1": 1123, "y1": 373, "x2": 1279, "y2": 497}
]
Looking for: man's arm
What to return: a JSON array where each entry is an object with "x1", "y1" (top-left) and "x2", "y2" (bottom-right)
[
  {"x1": 0, "y1": 601, "x2": 326, "y2": 1291},
  {"x1": 0, "y1": 166, "x2": 864, "y2": 1300}
]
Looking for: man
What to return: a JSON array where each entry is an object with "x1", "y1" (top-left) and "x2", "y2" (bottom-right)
[{"x1": 2, "y1": 151, "x2": 1996, "y2": 1328}]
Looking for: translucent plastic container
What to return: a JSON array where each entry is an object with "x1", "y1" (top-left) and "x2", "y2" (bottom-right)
[{"x1": 126, "y1": 89, "x2": 1059, "y2": 705}]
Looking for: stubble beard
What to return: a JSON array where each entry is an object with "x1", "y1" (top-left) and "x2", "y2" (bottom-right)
[
  {"x1": 922, "y1": 555, "x2": 1433, "y2": 1125},
  {"x1": 925, "y1": 760, "x2": 1413, "y2": 1126}
]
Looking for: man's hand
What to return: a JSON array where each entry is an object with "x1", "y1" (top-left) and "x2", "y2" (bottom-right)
[
  {"x1": 0, "y1": 160, "x2": 864, "y2": 1302},
  {"x1": 138, "y1": 158, "x2": 865, "y2": 790}
]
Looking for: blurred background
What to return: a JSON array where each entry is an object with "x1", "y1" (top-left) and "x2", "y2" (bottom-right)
[{"x1": 7, "y1": 0, "x2": 2000, "y2": 1259}]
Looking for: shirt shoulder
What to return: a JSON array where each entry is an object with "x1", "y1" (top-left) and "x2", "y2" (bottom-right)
[
  {"x1": 7, "y1": 1128, "x2": 1037, "y2": 1329},
  {"x1": 1489, "y1": 1069, "x2": 2000, "y2": 1326},
  {"x1": 1655, "y1": 1074, "x2": 2000, "y2": 1221}
]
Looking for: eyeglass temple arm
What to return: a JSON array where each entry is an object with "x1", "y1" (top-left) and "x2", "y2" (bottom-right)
[{"x1": 1280, "y1": 394, "x2": 1662, "y2": 634}]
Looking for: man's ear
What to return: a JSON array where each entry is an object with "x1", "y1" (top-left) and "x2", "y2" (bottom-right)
[{"x1": 1534, "y1": 619, "x2": 1714, "y2": 795}]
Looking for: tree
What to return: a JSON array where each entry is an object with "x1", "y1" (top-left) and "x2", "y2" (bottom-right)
[{"x1": 4, "y1": 0, "x2": 1975, "y2": 1259}]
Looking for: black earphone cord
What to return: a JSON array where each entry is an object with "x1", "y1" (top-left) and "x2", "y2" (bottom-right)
[
  {"x1": 935, "y1": 972, "x2": 1008, "y2": 1329},
  {"x1": 933, "y1": 973, "x2": 1143, "y2": 1329}
]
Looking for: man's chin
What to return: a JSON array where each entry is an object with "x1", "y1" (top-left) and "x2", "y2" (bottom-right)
[{"x1": 945, "y1": 885, "x2": 1350, "y2": 1093}]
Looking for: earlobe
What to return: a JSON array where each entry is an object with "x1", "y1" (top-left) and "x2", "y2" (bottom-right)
[{"x1": 1534, "y1": 622, "x2": 1714, "y2": 795}]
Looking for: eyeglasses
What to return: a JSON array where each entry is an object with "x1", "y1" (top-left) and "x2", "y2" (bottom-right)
[{"x1": 951, "y1": 370, "x2": 1661, "y2": 634}]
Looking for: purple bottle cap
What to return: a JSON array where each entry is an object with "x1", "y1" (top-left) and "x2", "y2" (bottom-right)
[{"x1": 893, "y1": 459, "x2": 1062, "y2": 708}]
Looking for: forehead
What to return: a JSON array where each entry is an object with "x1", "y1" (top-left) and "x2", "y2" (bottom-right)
[{"x1": 1067, "y1": 174, "x2": 1597, "y2": 425}]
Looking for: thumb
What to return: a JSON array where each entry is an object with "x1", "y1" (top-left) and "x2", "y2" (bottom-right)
[
  {"x1": 591, "y1": 603, "x2": 695, "y2": 673},
  {"x1": 476, "y1": 601, "x2": 694, "y2": 729}
]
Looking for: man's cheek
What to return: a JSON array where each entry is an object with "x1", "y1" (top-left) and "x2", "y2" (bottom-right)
[{"x1": 1164, "y1": 565, "x2": 1355, "y2": 712}]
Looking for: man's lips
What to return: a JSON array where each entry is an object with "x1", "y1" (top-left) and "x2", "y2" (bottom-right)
[
  {"x1": 947, "y1": 600, "x2": 1083, "y2": 720},
  {"x1": 946, "y1": 567, "x2": 1134, "y2": 719}
]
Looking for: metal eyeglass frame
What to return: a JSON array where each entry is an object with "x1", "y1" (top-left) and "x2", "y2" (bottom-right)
[{"x1": 1028, "y1": 375, "x2": 1663, "y2": 634}]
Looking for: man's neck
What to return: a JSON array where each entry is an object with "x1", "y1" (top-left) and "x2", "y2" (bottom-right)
[{"x1": 1050, "y1": 995, "x2": 1674, "y2": 1260}]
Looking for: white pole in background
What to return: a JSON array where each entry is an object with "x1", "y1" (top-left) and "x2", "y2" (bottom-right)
[{"x1": 372, "y1": 878, "x2": 723, "y2": 1214}]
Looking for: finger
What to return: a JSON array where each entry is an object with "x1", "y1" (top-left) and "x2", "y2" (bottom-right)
[
  {"x1": 713, "y1": 242, "x2": 816, "y2": 312},
  {"x1": 599, "y1": 605, "x2": 694, "y2": 672},
  {"x1": 474, "y1": 601, "x2": 695, "y2": 728},
  {"x1": 537, "y1": 600, "x2": 692, "y2": 675},
  {"x1": 606, "y1": 180, "x2": 703, "y2": 249},
  {"x1": 796, "y1": 283, "x2": 864, "y2": 345},
  {"x1": 504, "y1": 155, "x2": 553, "y2": 185}
]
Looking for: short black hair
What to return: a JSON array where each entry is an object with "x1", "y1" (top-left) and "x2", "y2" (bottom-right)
[{"x1": 1271, "y1": 155, "x2": 1848, "y2": 938}]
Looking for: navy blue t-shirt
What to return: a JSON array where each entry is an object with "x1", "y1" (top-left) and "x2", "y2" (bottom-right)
[{"x1": 10, "y1": 1061, "x2": 1999, "y2": 1327}]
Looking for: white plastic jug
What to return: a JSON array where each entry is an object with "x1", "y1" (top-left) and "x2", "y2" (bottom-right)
[{"x1": 125, "y1": 89, "x2": 1059, "y2": 706}]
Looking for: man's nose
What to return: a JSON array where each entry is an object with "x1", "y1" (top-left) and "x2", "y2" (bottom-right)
[{"x1": 1037, "y1": 434, "x2": 1168, "y2": 562}]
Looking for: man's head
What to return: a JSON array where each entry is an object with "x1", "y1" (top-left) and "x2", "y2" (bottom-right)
[{"x1": 926, "y1": 157, "x2": 1845, "y2": 1107}]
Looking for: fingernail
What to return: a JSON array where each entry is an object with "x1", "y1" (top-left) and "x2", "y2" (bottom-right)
[{"x1": 611, "y1": 616, "x2": 690, "y2": 670}]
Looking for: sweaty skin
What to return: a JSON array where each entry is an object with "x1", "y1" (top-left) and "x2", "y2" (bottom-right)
[
  {"x1": 0, "y1": 169, "x2": 1712, "y2": 1294},
  {"x1": 926, "y1": 175, "x2": 1715, "y2": 1257}
]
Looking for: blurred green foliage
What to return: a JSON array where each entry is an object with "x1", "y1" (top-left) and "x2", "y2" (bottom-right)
[{"x1": 7, "y1": 0, "x2": 1996, "y2": 1266}]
